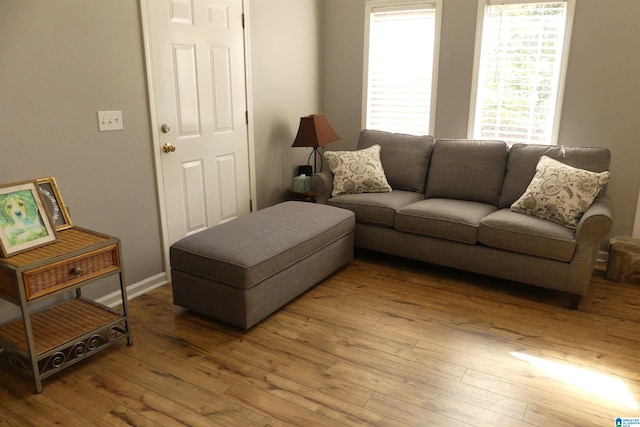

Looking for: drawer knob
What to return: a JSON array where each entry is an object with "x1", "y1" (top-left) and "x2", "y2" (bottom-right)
[{"x1": 71, "y1": 267, "x2": 83, "y2": 275}]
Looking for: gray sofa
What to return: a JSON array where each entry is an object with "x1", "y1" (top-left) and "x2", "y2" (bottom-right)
[{"x1": 311, "y1": 130, "x2": 613, "y2": 308}]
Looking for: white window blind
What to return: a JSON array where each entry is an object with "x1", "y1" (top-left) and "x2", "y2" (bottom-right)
[
  {"x1": 364, "y1": 3, "x2": 439, "y2": 136},
  {"x1": 471, "y1": 1, "x2": 573, "y2": 145}
]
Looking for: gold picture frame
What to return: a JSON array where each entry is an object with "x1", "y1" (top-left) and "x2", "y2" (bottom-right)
[
  {"x1": 0, "y1": 181, "x2": 58, "y2": 257},
  {"x1": 36, "y1": 177, "x2": 73, "y2": 231}
]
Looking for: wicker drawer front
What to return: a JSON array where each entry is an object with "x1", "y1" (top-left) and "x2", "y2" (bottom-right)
[{"x1": 23, "y1": 245, "x2": 120, "y2": 300}]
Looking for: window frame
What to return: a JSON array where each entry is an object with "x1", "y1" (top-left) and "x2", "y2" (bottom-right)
[
  {"x1": 468, "y1": 0, "x2": 576, "y2": 145},
  {"x1": 362, "y1": 0, "x2": 443, "y2": 136}
]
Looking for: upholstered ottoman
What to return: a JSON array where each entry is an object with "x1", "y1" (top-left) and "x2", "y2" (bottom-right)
[{"x1": 170, "y1": 201, "x2": 355, "y2": 329}]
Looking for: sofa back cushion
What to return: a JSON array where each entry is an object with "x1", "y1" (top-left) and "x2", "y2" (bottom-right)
[
  {"x1": 425, "y1": 139, "x2": 508, "y2": 205},
  {"x1": 357, "y1": 130, "x2": 434, "y2": 193},
  {"x1": 499, "y1": 144, "x2": 611, "y2": 208}
]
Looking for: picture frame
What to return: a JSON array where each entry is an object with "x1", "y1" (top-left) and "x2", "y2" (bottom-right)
[
  {"x1": 0, "y1": 181, "x2": 58, "y2": 257},
  {"x1": 36, "y1": 177, "x2": 73, "y2": 231}
]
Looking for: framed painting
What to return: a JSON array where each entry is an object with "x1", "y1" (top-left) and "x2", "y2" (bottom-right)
[
  {"x1": 0, "y1": 181, "x2": 58, "y2": 257},
  {"x1": 37, "y1": 177, "x2": 73, "y2": 231}
]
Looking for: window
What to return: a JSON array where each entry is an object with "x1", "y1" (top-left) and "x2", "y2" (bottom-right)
[
  {"x1": 469, "y1": 0, "x2": 575, "y2": 145},
  {"x1": 363, "y1": 0, "x2": 441, "y2": 136}
]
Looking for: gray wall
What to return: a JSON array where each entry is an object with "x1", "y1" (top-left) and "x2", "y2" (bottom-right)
[
  {"x1": 0, "y1": 1, "x2": 163, "y2": 314},
  {"x1": 321, "y1": 0, "x2": 640, "y2": 242},
  {"x1": 249, "y1": 0, "x2": 323, "y2": 210}
]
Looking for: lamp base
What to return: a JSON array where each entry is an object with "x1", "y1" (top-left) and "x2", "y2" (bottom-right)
[{"x1": 307, "y1": 148, "x2": 323, "y2": 175}]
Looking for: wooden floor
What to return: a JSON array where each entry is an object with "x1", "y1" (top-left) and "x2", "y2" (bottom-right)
[{"x1": 1, "y1": 250, "x2": 639, "y2": 426}]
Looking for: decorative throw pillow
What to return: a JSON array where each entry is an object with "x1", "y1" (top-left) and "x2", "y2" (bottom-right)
[
  {"x1": 324, "y1": 144, "x2": 392, "y2": 197},
  {"x1": 511, "y1": 156, "x2": 610, "y2": 229}
]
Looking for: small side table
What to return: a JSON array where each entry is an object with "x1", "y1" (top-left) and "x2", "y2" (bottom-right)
[
  {"x1": 606, "y1": 236, "x2": 640, "y2": 283},
  {"x1": 0, "y1": 227, "x2": 132, "y2": 393},
  {"x1": 287, "y1": 187, "x2": 318, "y2": 203}
]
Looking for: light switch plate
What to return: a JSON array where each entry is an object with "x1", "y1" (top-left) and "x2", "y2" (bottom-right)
[{"x1": 97, "y1": 111, "x2": 123, "y2": 131}]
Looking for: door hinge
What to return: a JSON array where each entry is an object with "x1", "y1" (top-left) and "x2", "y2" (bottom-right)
[
  {"x1": 245, "y1": 110, "x2": 249, "y2": 125},
  {"x1": 242, "y1": 13, "x2": 245, "y2": 29},
  {"x1": 250, "y1": 199, "x2": 253, "y2": 212}
]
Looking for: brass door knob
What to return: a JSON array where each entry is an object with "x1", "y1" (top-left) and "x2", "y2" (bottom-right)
[
  {"x1": 161, "y1": 124, "x2": 171, "y2": 133},
  {"x1": 162, "y1": 143, "x2": 176, "y2": 153}
]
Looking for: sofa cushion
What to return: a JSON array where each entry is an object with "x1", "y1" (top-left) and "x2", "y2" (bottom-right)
[
  {"x1": 425, "y1": 139, "x2": 507, "y2": 205},
  {"x1": 511, "y1": 156, "x2": 610, "y2": 229},
  {"x1": 324, "y1": 144, "x2": 392, "y2": 197},
  {"x1": 478, "y1": 209, "x2": 576, "y2": 262},
  {"x1": 357, "y1": 129, "x2": 434, "y2": 193},
  {"x1": 499, "y1": 143, "x2": 611, "y2": 208},
  {"x1": 328, "y1": 190, "x2": 424, "y2": 228},
  {"x1": 395, "y1": 199, "x2": 498, "y2": 244}
]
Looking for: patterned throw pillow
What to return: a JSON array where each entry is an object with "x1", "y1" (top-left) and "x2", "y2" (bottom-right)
[
  {"x1": 511, "y1": 156, "x2": 610, "y2": 229},
  {"x1": 324, "y1": 144, "x2": 392, "y2": 197}
]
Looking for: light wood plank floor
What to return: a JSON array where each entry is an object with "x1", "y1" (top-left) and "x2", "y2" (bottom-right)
[{"x1": 1, "y1": 249, "x2": 639, "y2": 426}]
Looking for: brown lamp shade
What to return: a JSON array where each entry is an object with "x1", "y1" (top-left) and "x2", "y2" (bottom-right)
[{"x1": 291, "y1": 114, "x2": 340, "y2": 148}]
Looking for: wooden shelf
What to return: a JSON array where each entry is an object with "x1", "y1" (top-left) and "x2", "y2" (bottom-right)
[{"x1": 0, "y1": 298, "x2": 121, "y2": 355}]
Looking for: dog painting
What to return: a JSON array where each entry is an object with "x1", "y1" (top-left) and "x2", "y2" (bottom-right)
[{"x1": 0, "y1": 182, "x2": 57, "y2": 257}]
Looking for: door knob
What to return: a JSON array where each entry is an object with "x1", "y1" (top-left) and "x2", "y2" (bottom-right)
[
  {"x1": 161, "y1": 124, "x2": 171, "y2": 133},
  {"x1": 162, "y1": 143, "x2": 176, "y2": 153}
]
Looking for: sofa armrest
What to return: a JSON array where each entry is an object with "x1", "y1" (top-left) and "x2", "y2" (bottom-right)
[
  {"x1": 575, "y1": 195, "x2": 613, "y2": 242},
  {"x1": 566, "y1": 195, "x2": 613, "y2": 296},
  {"x1": 311, "y1": 171, "x2": 333, "y2": 204}
]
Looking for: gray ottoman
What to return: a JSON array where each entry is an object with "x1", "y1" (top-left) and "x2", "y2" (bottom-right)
[{"x1": 170, "y1": 201, "x2": 355, "y2": 329}]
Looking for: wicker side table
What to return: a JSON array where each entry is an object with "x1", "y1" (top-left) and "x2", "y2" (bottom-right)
[
  {"x1": 606, "y1": 236, "x2": 640, "y2": 283},
  {"x1": 0, "y1": 227, "x2": 132, "y2": 393}
]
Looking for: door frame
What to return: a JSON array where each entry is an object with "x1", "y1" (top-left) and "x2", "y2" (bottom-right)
[{"x1": 139, "y1": 0, "x2": 257, "y2": 277}]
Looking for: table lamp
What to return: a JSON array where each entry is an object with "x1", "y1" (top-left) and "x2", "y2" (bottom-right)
[{"x1": 291, "y1": 114, "x2": 340, "y2": 174}]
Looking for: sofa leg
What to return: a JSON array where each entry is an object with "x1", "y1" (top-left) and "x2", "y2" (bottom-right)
[{"x1": 568, "y1": 294, "x2": 582, "y2": 310}]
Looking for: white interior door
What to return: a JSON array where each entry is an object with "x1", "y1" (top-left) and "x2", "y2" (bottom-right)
[{"x1": 144, "y1": 0, "x2": 251, "y2": 247}]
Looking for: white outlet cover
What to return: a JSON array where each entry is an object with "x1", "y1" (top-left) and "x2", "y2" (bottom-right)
[{"x1": 97, "y1": 111, "x2": 123, "y2": 131}]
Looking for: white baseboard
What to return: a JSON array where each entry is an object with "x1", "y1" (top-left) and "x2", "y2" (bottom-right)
[
  {"x1": 97, "y1": 272, "x2": 168, "y2": 308},
  {"x1": 597, "y1": 249, "x2": 608, "y2": 264}
]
